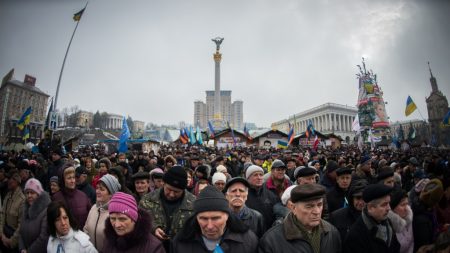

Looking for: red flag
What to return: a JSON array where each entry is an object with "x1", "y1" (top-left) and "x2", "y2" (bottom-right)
[{"x1": 313, "y1": 135, "x2": 319, "y2": 151}]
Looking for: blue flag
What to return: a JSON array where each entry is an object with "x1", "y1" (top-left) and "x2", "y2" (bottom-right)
[
  {"x1": 17, "y1": 106, "x2": 32, "y2": 130},
  {"x1": 189, "y1": 126, "x2": 196, "y2": 144},
  {"x1": 118, "y1": 116, "x2": 130, "y2": 153},
  {"x1": 196, "y1": 125, "x2": 203, "y2": 145},
  {"x1": 208, "y1": 121, "x2": 215, "y2": 138},
  {"x1": 443, "y1": 109, "x2": 450, "y2": 125}
]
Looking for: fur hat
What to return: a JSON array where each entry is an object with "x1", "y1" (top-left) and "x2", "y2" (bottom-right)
[{"x1": 420, "y1": 178, "x2": 444, "y2": 208}]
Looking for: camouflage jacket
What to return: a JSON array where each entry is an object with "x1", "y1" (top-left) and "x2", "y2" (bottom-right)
[{"x1": 139, "y1": 188, "x2": 196, "y2": 236}]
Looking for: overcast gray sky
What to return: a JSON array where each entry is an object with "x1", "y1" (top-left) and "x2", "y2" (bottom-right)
[{"x1": 1, "y1": 0, "x2": 449, "y2": 128}]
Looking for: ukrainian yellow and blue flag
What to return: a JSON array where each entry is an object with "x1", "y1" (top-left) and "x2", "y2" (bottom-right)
[
  {"x1": 22, "y1": 127, "x2": 30, "y2": 141},
  {"x1": 73, "y1": 8, "x2": 85, "y2": 22},
  {"x1": 443, "y1": 110, "x2": 450, "y2": 126},
  {"x1": 17, "y1": 106, "x2": 32, "y2": 130},
  {"x1": 405, "y1": 96, "x2": 417, "y2": 116}
]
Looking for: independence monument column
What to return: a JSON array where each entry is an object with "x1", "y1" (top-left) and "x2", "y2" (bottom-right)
[{"x1": 212, "y1": 37, "x2": 224, "y2": 125}]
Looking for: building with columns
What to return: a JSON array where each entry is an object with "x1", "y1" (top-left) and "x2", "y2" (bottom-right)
[
  {"x1": 271, "y1": 103, "x2": 358, "y2": 143},
  {"x1": 0, "y1": 71, "x2": 49, "y2": 144},
  {"x1": 104, "y1": 113, "x2": 123, "y2": 130},
  {"x1": 75, "y1": 111, "x2": 93, "y2": 128}
]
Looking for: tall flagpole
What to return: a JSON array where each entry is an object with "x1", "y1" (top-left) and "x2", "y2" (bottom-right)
[{"x1": 54, "y1": 2, "x2": 88, "y2": 111}]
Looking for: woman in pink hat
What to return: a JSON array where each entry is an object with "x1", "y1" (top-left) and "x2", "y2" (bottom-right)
[{"x1": 103, "y1": 192, "x2": 165, "y2": 253}]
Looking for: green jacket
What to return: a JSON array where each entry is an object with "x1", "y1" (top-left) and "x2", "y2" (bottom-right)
[{"x1": 139, "y1": 188, "x2": 196, "y2": 236}]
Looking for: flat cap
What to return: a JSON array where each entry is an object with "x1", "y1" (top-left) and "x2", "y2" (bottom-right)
[
  {"x1": 224, "y1": 177, "x2": 250, "y2": 192},
  {"x1": 362, "y1": 184, "x2": 393, "y2": 203},
  {"x1": 290, "y1": 184, "x2": 326, "y2": 203},
  {"x1": 336, "y1": 167, "x2": 352, "y2": 176},
  {"x1": 132, "y1": 171, "x2": 150, "y2": 180},
  {"x1": 294, "y1": 166, "x2": 317, "y2": 179}
]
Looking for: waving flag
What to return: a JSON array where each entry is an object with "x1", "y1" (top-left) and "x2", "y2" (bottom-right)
[
  {"x1": 208, "y1": 121, "x2": 215, "y2": 138},
  {"x1": 306, "y1": 119, "x2": 315, "y2": 138},
  {"x1": 189, "y1": 126, "x2": 196, "y2": 144},
  {"x1": 405, "y1": 96, "x2": 417, "y2": 116},
  {"x1": 227, "y1": 122, "x2": 237, "y2": 146},
  {"x1": 196, "y1": 125, "x2": 203, "y2": 145},
  {"x1": 118, "y1": 116, "x2": 130, "y2": 153},
  {"x1": 179, "y1": 129, "x2": 188, "y2": 144},
  {"x1": 22, "y1": 127, "x2": 30, "y2": 141},
  {"x1": 287, "y1": 122, "x2": 294, "y2": 145},
  {"x1": 17, "y1": 106, "x2": 32, "y2": 130},
  {"x1": 352, "y1": 114, "x2": 360, "y2": 132},
  {"x1": 73, "y1": 8, "x2": 85, "y2": 21},
  {"x1": 243, "y1": 124, "x2": 252, "y2": 140},
  {"x1": 443, "y1": 109, "x2": 450, "y2": 126},
  {"x1": 313, "y1": 135, "x2": 319, "y2": 151}
]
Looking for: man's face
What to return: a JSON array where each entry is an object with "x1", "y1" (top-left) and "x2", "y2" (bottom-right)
[
  {"x1": 292, "y1": 198, "x2": 323, "y2": 231},
  {"x1": 287, "y1": 161, "x2": 296, "y2": 170},
  {"x1": 51, "y1": 153, "x2": 60, "y2": 162},
  {"x1": 118, "y1": 155, "x2": 126, "y2": 162},
  {"x1": 248, "y1": 171, "x2": 264, "y2": 188},
  {"x1": 367, "y1": 195, "x2": 391, "y2": 222},
  {"x1": 361, "y1": 161, "x2": 372, "y2": 172},
  {"x1": 383, "y1": 176, "x2": 395, "y2": 187},
  {"x1": 191, "y1": 160, "x2": 199, "y2": 168},
  {"x1": 76, "y1": 174, "x2": 87, "y2": 185},
  {"x1": 352, "y1": 195, "x2": 365, "y2": 211},
  {"x1": 153, "y1": 178, "x2": 164, "y2": 189},
  {"x1": 163, "y1": 183, "x2": 184, "y2": 201},
  {"x1": 336, "y1": 174, "x2": 352, "y2": 190},
  {"x1": 271, "y1": 167, "x2": 286, "y2": 180},
  {"x1": 314, "y1": 163, "x2": 321, "y2": 171},
  {"x1": 134, "y1": 179, "x2": 149, "y2": 194},
  {"x1": 196, "y1": 211, "x2": 229, "y2": 240},
  {"x1": 225, "y1": 182, "x2": 248, "y2": 209},
  {"x1": 297, "y1": 175, "x2": 317, "y2": 185}
]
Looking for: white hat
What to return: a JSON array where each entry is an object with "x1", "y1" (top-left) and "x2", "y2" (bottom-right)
[
  {"x1": 216, "y1": 165, "x2": 228, "y2": 173},
  {"x1": 245, "y1": 165, "x2": 264, "y2": 179},
  {"x1": 212, "y1": 172, "x2": 227, "y2": 185},
  {"x1": 281, "y1": 185, "x2": 297, "y2": 206}
]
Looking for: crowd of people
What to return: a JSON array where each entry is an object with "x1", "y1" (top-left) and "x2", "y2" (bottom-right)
[{"x1": 0, "y1": 143, "x2": 448, "y2": 253}]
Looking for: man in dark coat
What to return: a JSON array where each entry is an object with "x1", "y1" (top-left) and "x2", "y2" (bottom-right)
[
  {"x1": 224, "y1": 177, "x2": 264, "y2": 237},
  {"x1": 326, "y1": 167, "x2": 352, "y2": 213},
  {"x1": 172, "y1": 186, "x2": 258, "y2": 253},
  {"x1": 329, "y1": 179, "x2": 368, "y2": 243},
  {"x1": 75, "y1": 166, "x2": 96, "y2": 204},
  {"x1": 258, "y1": 184, "x2": 341, "y2": 253},
  {"x1": 245, "y1": 165, "x2": 283, "y2": 230},
  {"x1": 343, "y1": 184, "x2": 400, "y2": 253}
]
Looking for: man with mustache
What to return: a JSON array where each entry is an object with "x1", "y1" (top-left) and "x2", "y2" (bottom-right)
[
  {"x1": 224, "y1": 177, "x2": 264, "y2": 237},
  {"x1": 344, "y1": 184, "x2": 400, "y2": 253}
]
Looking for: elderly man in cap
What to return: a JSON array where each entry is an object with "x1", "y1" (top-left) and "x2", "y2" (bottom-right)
[
  {"x1": 245, "y1": 165, "x2": 282, "y2": 231},
  {"x1": 327, "y1": 166, "x2": 352, "y2": 213},
  {"x1": 132, "y1": 170, "x2": 151, "y2": 203},
  {"x1": 259, "y1": 184, "x2": 341, "y2": 253},
  {"x1": 329, "y1": 179, "x2": 368, "y2": 243},
  {"x1": 264, "y1": 160, "x2": 292, "y2": 198},
  {"x1": 343, "y1": 184, "x2": 400, "y2": 253},
  {"x1": 224, "y1": 177, "x2": 264, "y2": 237},
  {"x1": 140, "y1": 165, "x2": 196, "y2": 251},
  {"x1": 172, "y1": 185, "x2": 258, "y2": 252},
  {"x1": 402, "y1": 157, "x2": 422, "y2": 192},
  {"x1": 354, "y1": 155, "x2": 376, "y2": 184},
  {"x1": 294, "y1": 166, "x2": 318, "y2": 185}
]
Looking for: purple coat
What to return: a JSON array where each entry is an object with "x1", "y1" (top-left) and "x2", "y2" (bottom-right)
[{"x1": 52, "y1": 188, "x2": 92, "y2": 228}]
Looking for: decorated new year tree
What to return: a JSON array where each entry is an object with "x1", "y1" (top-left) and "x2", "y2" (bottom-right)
[{"x1": 356, "y1": 58, "x2": 391, "y2": 144}]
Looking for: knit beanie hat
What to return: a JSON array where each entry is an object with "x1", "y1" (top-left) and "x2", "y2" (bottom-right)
[
  {"x1": 212, "y1": 172, "x2": 227, "y2": 185},
  {"x1": 390, "y1": 189, "x2": 407, "y2": 209},
  {"x1": 163, "y1": 165, "x2": 187, "y2": 190},
  {"x1": 100, "y1": 174, "x2": 121, "y2": 195},
  {"x1": 50, "y1": 176, "x2": 59, "y2": 184},
  {"x1": 245, "y1": 165, "x2": 264, "y2": 179},
  {"x1": 194, "y1": 185, "x2": 230, "y2": 215},
  {"x1": 420, "y1": 178, "x2": 444, "y2": 208},
  {"x1": 24, "y1": 178, "x2": 44, "y2": 195},
  {"x1": 109, "y1": 192, "x2": 138, "y2": 222},
  {"x1": 216, "y1": 165, "x2": 228, "y2": 173}
]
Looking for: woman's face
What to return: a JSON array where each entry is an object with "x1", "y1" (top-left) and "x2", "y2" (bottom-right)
[
  {"x1": 25, "y1": 190, "x2": 38, "y2": 205},
  {"x1": 96, "y1": 182, "x2": 111, "y2": 204},
  {"x1": 109, "y1": 213, "x2": 135, "y2": 236},
  {"x1": 99, "y1": 163, "x2": 108, "y2": 175},
  {"x1": 55, "y1": 208, "x2": 71, "y2": 236},
  {"x1": 50, "y1": 182, "x2": 60, "y2": 194},
  {"x1": 64, "y1": 172, "x2": 76, "y2": 190},
  {"x1": 393, "y1": 198, "x2": 409, "y2": 219}
]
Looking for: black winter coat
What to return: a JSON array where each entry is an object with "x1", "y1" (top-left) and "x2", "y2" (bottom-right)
[
  {"x1": 326, "y1": 185, "x2": 348, "y2": 213},
  {"x1": 329, "y1": 206, "x2": 361, "y2": 243},
  {"x1": 237, "y1": 206, "x2": 264, "y2": 238},
  {"x1": 258, "y1": 213, "x2": 341, "y2": 253},
  {"x1": 246, "y1": 186, "x2": 280, "y2": 230},
  {"x1": 171, "y1": 214, "x2": 258, "y2": 253},
  {"x1": 343, "y1": 210, "x2": 400, "y2": 253}
]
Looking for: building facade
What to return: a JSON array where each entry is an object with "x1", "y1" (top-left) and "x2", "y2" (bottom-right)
[
  {"x1": 425, "y1": 63, "x2": 450, "y2": 146},
  {"x1": 104, "y1": 113, "x2": 123, "y2": 130},
  {"x1": 133, "y1": 120, "x2": 145, "y2": 133},
  {"x1": 0, "y1": 72, "x2": 49, "y2": 144},
  {"x1": 75, "y1": 111, "x2": 93, "y2": 128},
  {"x1": 271, "y1": 103, "x2": 358, "y2": 143},
  {"x1": 390, "y1": 119, "x2": 430, "y2": 144}
]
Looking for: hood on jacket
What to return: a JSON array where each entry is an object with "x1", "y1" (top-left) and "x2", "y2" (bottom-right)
[{"x1": 24, "y1": 191, "x2": 51, "y2": 219}]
